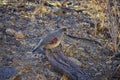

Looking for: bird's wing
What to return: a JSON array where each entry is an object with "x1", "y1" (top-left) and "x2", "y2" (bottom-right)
[
  {"x1": 32, "y1": 29, "x2": 61, "y2": 52},
  {"x1": 48, "y1": 37, "x2": 59, "y2": 44},
  {"x1": 32, "y1": 34, "x2": 53, "y2": 52}
]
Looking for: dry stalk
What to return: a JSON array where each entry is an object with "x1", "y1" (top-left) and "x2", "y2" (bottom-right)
[{"x1": 106, "y1": 0, "x2": 119, "y2": 53}]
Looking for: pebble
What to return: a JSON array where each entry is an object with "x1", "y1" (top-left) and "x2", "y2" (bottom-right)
[
  {"x1": 0, "y1": 23, "x2": 3, "y2": 28},
  {"x1": 6, "y1": 28, "x2": 16, "y2": 36},
  {"x1": 106, "y1": 60, "x2": 112, "y2": 64},
  {"x1": 10, "y1": 16, "x2": 15, "y2": 21},
  {"x1": 88, "y1": 62, "x2": 94, "y2": 65},
  {"x1": 95, "y1": 72, "x2": 102, "y2": 77},
  {"x1": 15, "y1": 31, "x2": 25, "y2": 39},
  {"x1": 45, "y1": 69, "x2": 56, "y2": 77}
]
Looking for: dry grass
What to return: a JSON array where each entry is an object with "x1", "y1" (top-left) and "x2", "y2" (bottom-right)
[{"x1": 0, "y1": 0, "x2": 120, "y2": 80}]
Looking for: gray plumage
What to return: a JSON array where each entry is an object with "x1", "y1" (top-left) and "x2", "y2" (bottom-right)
[{"x1": 32, "y1": 28, "x2": 66, "y2": 52}]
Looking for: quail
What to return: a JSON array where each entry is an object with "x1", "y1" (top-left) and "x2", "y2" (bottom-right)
[{"x1": 32, "y1": 27, "x2": 67, "y2": 54}]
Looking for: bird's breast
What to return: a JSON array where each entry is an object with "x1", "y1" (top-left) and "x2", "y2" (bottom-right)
[{"x1": 44, "y1": 37, "x2": 61, "y2": 49}]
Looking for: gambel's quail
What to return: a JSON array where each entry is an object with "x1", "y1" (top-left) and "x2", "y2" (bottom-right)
[{"x1": 32, "y1": 28, "x2": 67, "y2": 53}]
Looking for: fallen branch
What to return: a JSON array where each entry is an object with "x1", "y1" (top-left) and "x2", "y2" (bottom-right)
[
  {"x1": 46, "y1": 52, "x2": 93, "y2": 80},
  {"x1": 66, "y1": 34, "x2": 102, "y2": 46}
]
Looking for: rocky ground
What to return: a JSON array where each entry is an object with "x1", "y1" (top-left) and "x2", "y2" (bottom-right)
[{"x1": 0, "y1": 1, "x2": 120, "y2": 80}]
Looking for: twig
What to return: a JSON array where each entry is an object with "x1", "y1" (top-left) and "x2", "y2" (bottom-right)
[
  {"x1": 46, "y1": 52, "x2": 93, "y2": 80},
  {"x1": 65, "y1": 34, "x2": 102, "y2": 46}
]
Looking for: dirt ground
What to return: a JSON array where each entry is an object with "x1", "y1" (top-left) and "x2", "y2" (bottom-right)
[{"x1": 0, "y1": 1, "x2": 120, "y2": 80}]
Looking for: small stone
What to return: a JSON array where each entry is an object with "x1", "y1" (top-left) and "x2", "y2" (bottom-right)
[
  {"x1": 106, "y1": 60, "x2": 112, "y2": 64},
  {"x1": 95, "y1": 72, "x2": 102, "y2": 77},
  {"x1": 46, "y1": 69, "x2": 55, "y2": 77},
  {"x1": 6, "y1": 28, "x2": 16, "y2": 36},
  {"x1": 10, "y1": 16, "x2": 15, "y2": 21},
  {"x1": 88, "y1": 62, "x2": 94, "y2": 65},
  {"x1": 91, "y1": 67, "x2": 97, "y2": 72},
  {"x1": 68, "y1": 57, "x2": 82, "y2": 66},
  {"x1": 0, "y1": 13, "x2": 2, "y2": 17},
  {"x1": 78, "y1": 47, "x2": 84, "y2": 51},
  {"x1": 0, "y1": 23, "x2": 4, "y2": 28},
  {"x1": 20, "y1": 11, "x2": 26, "y2": 15},
  {"x1": 20, "y1": 40, "x2": 27, "y2": 45},
  {"x1": 15, "y1": 31, "x2": 25, "y2": 39}
]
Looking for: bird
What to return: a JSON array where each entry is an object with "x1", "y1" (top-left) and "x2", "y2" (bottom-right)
[{"x1": 32, "y1": 27, "x2": 67, "y2": 54}]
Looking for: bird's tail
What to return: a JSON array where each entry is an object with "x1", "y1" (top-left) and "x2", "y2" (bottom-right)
[
  {"x1": 32, "y1": 47, "x2": 38, "y2": 52},
  {"x1": 32, "y1": 41, "x2": 42, "y2": 52}
]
